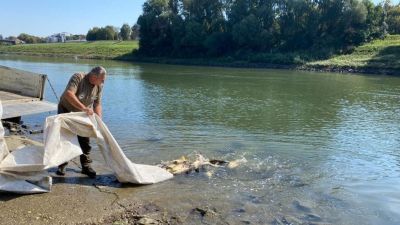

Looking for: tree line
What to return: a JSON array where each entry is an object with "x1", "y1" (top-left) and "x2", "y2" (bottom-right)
[
  {"x1": 86, "y1": 24, "x2": 139, "y2": 41},
  {"x1": 0, "y1": 33, "x2": 85, "y2": 44},
  {"x1": 136, "y1": 0, "x2": 400, "y2": 59},
  {"x1": 0, "y1": 33, "x2": 46, "y2": 44},
  {"x1": 0, "y1": 24, "x2": 139, "y2": 44}
]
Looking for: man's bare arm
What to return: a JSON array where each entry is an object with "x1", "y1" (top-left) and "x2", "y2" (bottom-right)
[
  {"x1": 94, "y1": 103, "x2": 102, "y2": 118},
  {"x1": 64, "y1": 90, "x2": 94, "y2": 115}
]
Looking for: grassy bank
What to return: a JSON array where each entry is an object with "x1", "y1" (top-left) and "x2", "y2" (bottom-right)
[
  {"x1": 1, "y1": 36, "x2": 399, "y2": 74},
  {"x1": 307, "y1": 35, "x2": 400, "y2": 73},
  {"x1": 0, "y1": 41, "x2": 138, "y2": 59}
]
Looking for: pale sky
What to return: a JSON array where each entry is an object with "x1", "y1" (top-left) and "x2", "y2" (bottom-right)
[
  {"x1": 0, "y1": 0, "x2": 145, "y2": 37},
  {"x1": 0, "y1": 0, "x2": 395, "y2": 38}
]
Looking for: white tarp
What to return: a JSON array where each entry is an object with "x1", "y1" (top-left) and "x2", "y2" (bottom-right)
[{"x1": 0, "y1": 101, "x2": 173, "y2": 194}]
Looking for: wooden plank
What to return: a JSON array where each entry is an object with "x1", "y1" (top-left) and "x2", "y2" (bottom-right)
[
  {"x1": 0, "y1": 66, "x2": 56, "y2": 119},
  {"x1": 0, "y1": 66, "x2": 46, "y2": 99},
  {"x1": 1, "y1": 100, "x2": 57, "y2": 119},
  {"x1": 0, "y1": 90, "x2": 34, "y2": 102}
]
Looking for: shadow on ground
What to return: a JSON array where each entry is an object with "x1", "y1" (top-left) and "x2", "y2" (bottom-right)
[
  {"x1": 0, "y1": 168, "x2": 143, "y2": 203},
  {"x1": 365, "y1": 45, "x2": 400, "y2": 72}
]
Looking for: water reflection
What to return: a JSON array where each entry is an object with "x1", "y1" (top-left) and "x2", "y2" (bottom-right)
[{"x1": 137, "y1": 66, "x2": 347, "y2": 133}]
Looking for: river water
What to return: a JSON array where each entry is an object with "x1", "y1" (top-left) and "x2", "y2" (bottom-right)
[{"x1": 1, "y1": 55, "x2": 399, "y2": 224}]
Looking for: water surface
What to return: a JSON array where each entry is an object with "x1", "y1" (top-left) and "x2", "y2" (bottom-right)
[{"x1": 1, "y1": 55, "x2": 399, "y2": 224}]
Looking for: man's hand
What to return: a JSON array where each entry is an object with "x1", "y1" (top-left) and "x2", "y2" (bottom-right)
[{"x1": 83, "y1": 107, "x2": 94, "y2": 116}]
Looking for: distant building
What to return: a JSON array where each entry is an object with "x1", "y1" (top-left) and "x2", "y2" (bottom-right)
[
  {"x1": 14, "y1": 39, "x2": 25, "y2": 45},
  {"x1": 46, "y1": 32, "x2": 71, "y2": 43},
  {"x1": 0, "y1": 37, "x2": 25, "y2": 45}
]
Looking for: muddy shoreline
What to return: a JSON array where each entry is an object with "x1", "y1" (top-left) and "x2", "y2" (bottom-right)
[
  {"x1": 0, "y1": 119, "x2": 172, "y2": 225},
  {"x1": 1, "y1": 125, "x2": 227, "y2": 225},
  {"x1": 0, "y1": 133, "x2": 179, "y2": 225}
]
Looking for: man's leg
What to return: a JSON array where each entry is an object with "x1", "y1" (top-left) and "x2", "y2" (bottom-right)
[
  {"x1": 78, "y1": 135, "x2": 96, "y2": 178},
  {"x1": 56, "y1": 104, "x2": 68, "y2": 176}
]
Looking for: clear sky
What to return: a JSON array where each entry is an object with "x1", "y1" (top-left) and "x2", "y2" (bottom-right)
[
  {"x1": 0, "y1": 0, "x2": 396, "y2": 38},
  {"x1": 0, "y1": 0, "x2": 145, "y2": 37}
]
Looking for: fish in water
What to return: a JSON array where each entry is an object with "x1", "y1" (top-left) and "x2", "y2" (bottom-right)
[
  {"x1": 227, "y1": 157, "x2": 247, "y2": 169},
  {"x1": 159, "y1": 154, "x2": 246, "y2": 175}
]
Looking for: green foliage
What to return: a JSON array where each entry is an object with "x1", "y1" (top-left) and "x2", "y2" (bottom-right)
[
  {"x1": 86, "y1": 26, "x2": 118, "y2": 41},
  {"x1": 309, "y1": 34, "x2": 400, "y2": 70},
  {"x1": 232, "y1": 14, "x2": 260, "y2": 49},
  {"x1": 137, "y1": 0, "x2": 175, "y2": 55},
  {"x1": 65, "y1": 34, "x2": 86, "y2": 41},
  {"x1": 120, "y1": 24, "x2": 132, "y2": 40},
  {"x1": 363, "y1": 0, "x2": 385, "y2": 39},
  {"x1": 131, "y1": 24, "x2": 140, "y2": 40},
  {"x1": 204, "y1": 32, "x2": 233, "y2": 56},
  {"x1": 278, "y1": 0, "x2": 317, "y2": 50},
  {"x1": 17, "y1": 33, "x2": 45, "y2": 44},
  {"x1": 387, "y1": 3, "x2": 400, "y2": 34},
  {"x1": 136, "y1": 0, "x2": 390, "y2": 59}
]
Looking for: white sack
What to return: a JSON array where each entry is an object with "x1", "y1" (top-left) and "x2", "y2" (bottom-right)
[
  {"x1": 0, "y1": 101, "x2": 173, "y2": 194},
  {"x1": 0, "y1": 101, "x2": 51, "y2": 194},
  {"x1": 0, "y1": 101, "x2": 9, "y2": 162}
]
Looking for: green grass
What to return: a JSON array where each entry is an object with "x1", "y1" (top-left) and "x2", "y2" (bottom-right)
[
  {"x1": 307, "y1": 35, "x2": 400, "y2": 70},
  {"x1": 0, "y1": 41, "x2": 139, "y2": 59}
]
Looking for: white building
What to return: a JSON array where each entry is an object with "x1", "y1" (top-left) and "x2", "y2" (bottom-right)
[{"x1": 46, "y1": 32, "x2": 71, "y2": 43}]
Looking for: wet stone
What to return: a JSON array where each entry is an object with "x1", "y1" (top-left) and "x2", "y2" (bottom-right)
[
  {"x1": 233, "y1": 208, "x2": 246, "y2": 213},
  {"x1": 273, "y1": 215, "x2": 303, "y2": 225},
  {"x1": 190, "y1": 207, "x2": 219, "y2": 219},
  {"x1": 244, "y1": 194, "x2": 263, "y2": 204},
  {"x1": 303, "y1": 213, "x2": 322, "y2": 222},
  {"x1": 137, "y1": 217, "x2": 159, "y2": 225},
  {"x1": 292, "y1": 200, "x2": 311, "y2": 213}
]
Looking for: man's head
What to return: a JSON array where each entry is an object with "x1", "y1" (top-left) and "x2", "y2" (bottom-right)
[{"x1": 88, "y1": 66, "x2": 106, "y2": 85}]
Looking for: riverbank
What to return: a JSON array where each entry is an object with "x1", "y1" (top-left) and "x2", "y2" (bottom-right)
[
  {"x1": 1, "y1": 35, "x2": 399, "y2": 75},
  {"x1": 1, "y1": 133, "x2": 227, "y2": 225},
  {"x1": 0, "y1": 41, "x2": 138, "y2": 60},
  {"x1": 2, "y1": 56, "x2": 400, "y2": 225}
]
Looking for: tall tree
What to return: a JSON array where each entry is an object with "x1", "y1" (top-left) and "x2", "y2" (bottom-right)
[
  {"x1": 120, "y1": 23, "x2": 132, "y2": 40},
  {"x1": 363, "y1": 0, "x2": 385, "y2": 39},
  {"x1": 87, "y1": 27, "x2": 100, "y2": 41},
  {"x1": 340, "y1": 0, "x2": 368, "y2": 46},
  {"x1": 86, "y1": 26, "x2": 118, "y2": 41},
  {"x1": 387, "y1": 3, "x2": 400, "y2": 33},
  {"x1": 137, "y1": 0, "x2": 174, "y2": 55},
  {"x1": 131, "y1": 24, "x2": 140, "y2": 40},
  {"x1": 278, "y1": 0, "x2": 318, "y2": 50}
]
